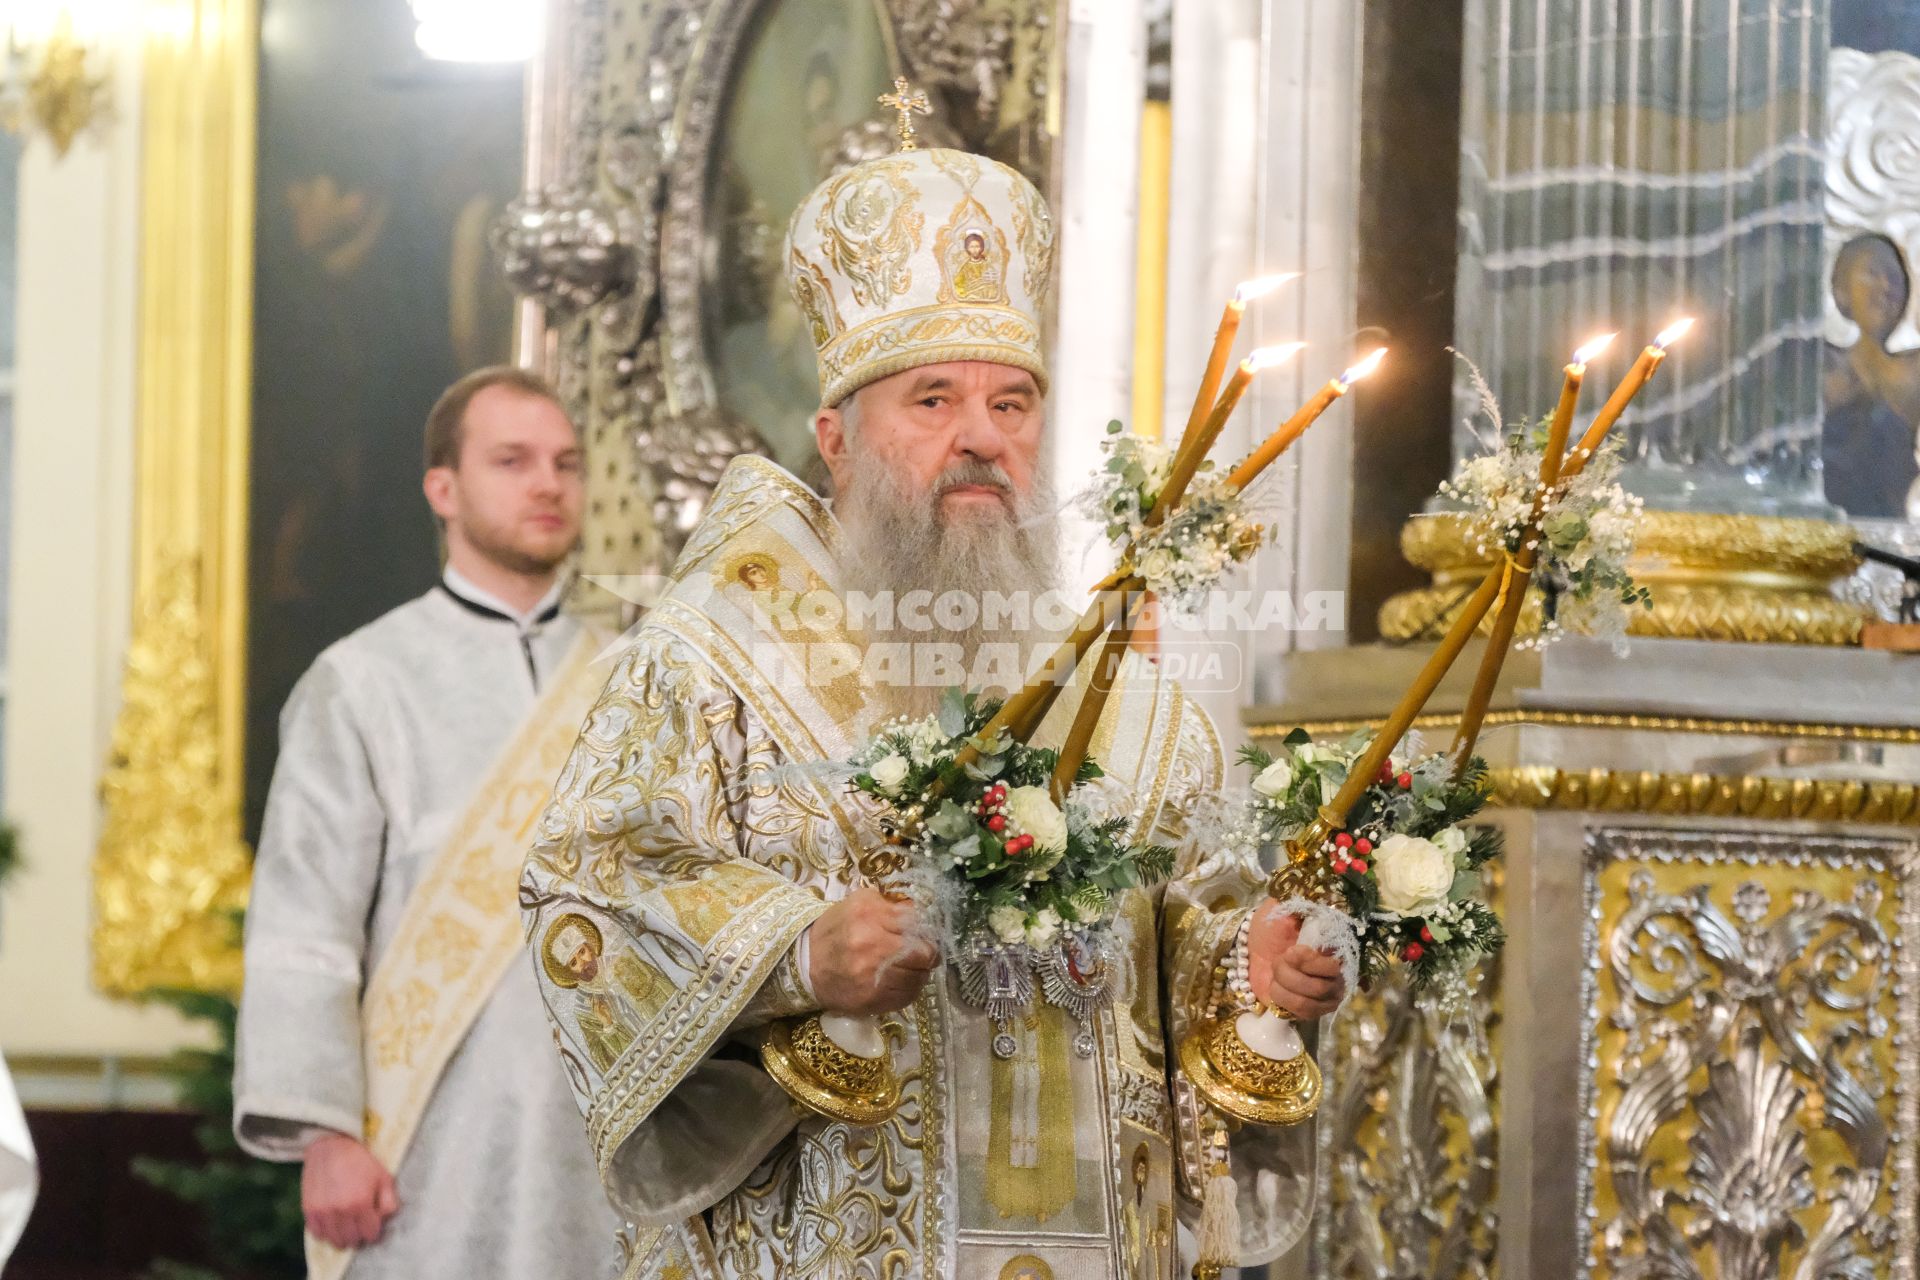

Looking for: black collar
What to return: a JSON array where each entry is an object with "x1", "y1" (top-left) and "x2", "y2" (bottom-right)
[{"x1": 437, "y1": 581, "x2": 562, "y2": 628}]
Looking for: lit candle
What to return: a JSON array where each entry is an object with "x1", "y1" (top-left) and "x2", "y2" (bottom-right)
[
  {"x1": 1226, "y1": 347, "x2": 1387, "y2": 492},
  {"x1": 1544, "y1": 333, "x2": 1616, "y2": 482},
  {"x1": 1151, "y1": 343, "x2": 1303, "y2": 527},
  {"x1": 1567, "y1": 318, "x2": 1693, "y2": 478},
  {"x1": 1181, "y1": 274, "x2": 1299, "y2": 442},
  {"x1": 1448, "y1": 333, "x2": 1617, "y2": 772}
]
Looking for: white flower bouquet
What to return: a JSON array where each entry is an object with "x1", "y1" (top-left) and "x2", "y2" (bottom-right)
[
  {"x1": 1087, "y1": 421, "x2": 1269, "y2": 610},
  {"x1": 1242, "y1": 729, "x2": 1504, "y2": 989},
  {"x1": 1439, "y1": 356, "x2": 1652, "y2": 651},
  {"x1": 848, "y1": 689, "x2": 1175, "y2": 1056}
]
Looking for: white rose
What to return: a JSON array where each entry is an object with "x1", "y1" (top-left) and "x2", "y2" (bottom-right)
[
  {"x1": 1432, "y1": 826, "x2": 1468, "y2": 860},
  {"x1": 1372, "y1": 832, "x2": 1455, "y2": 916},
  {"x1": 1138, "y1": 547, "x2": 1178, "y2": 585},
  {"x1": 1004, "y1": 785, "x2": 1069, "y2": 859},
  {"x1": 989, "y1": 904, "x2": 1029, "y2": 946},
  {"x1": 1251, "y1": 757, "x2": 1294, "y2": 799},
  {"x1": 869, "y1": 754, "x2": 910, "y2": 795},
  {"x1": 1025, "y1": 907, "x2": 1062, "y2": 950}
]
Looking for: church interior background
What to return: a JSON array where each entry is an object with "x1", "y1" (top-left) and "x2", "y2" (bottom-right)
[{"x1": 1, "y1": 0, "x2": 1919, "y2": 1276}]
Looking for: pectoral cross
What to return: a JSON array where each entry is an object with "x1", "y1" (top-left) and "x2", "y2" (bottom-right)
[{"x1": 878, "y1": 77, "x2": 932, "y2": 152}]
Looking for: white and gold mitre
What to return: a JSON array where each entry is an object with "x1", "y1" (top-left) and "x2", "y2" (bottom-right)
[{"x1": 784, "y1": 136, "x2": 1055, "y2": 407}]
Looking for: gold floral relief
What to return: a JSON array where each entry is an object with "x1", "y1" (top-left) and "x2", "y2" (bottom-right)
[
  {"x1": 1001, "y1": 162, "x2": 1056, "y2": 299},
  {"x1": 813, "y1": 158, "x2": 923, "y2": 307},
  {"x1": 787, "y1": 247, "x2": 844, "y2": 349},
  {"x1": 95, "y1": 556, "x2": 253, "y2": 994}
]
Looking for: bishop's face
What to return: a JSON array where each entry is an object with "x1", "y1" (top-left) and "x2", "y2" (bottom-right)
[{"x1": 817, "y1": 359, "x2": 1044, "y2": 527}]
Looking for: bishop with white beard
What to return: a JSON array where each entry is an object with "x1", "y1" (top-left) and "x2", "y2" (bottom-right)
[{"x1": 520, "y1": 134, "x2": 1345, "y2": 1279}]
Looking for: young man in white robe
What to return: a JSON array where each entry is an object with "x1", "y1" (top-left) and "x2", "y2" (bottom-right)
[
  {"x1": 235, "y1": 366, "x2": 624, "y2": 1279},
  {"x1": 520, "y1": 137, "x2": 1347, "y2": 1277}
]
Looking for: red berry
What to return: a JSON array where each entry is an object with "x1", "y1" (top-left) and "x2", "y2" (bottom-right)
[
  {"x1": 1334, "y1": 832, "x2": 1353, "y2": 849},
  {"x1": 1403, "y1": 942, "x2": 1425, "y2": 962},
  {"x1": 1332, "y1": 858, "x2": 1350, "y2": 874},
  {"x1": 1350, "y1": 859, "x2": 1369, "y2": 875},
  {"x1": 1007, "y1": 834, "x2": 1031, "y2": 854},
  {"x1": 1354, "y1": 837, "x2": 1373, "y2": 856},
  {"x1": 987, "y1": 814, "x2": 1006, "y2": 832},
  {"x1": 1420, "y1": 925, "x2": 1434, "y2": 943},
  {"x1": 1397, "y1": 771, "x2": 1413, "y2": 789},
  {"x1": 1377, "y1": 763, "x2": 1394, "y2": 783}
]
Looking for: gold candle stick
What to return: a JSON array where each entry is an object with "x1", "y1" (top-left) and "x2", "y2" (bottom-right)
[
  {"x1": 1449, "y1": 333, "x2": 1616, "y2": 770},
  {"x1": 1046, "y1": 597, "x2": 1142, "y2": 800},
  {"x1": 1187, "y1": 323, "x2": 1694, "y2": 1132},
  {"x1": 1316, "y1": 566, "x2": 1507, "y2": 826},
  {"x1": 1181, "y1": 274, "x2": 1299, "y2": 442},
  {"x1": 952, "y1": 576, "x2": 1144, "y2": 776},
  {"x1": 1226, "y1": 347, "x2": 1387, "y2": 493},
  {"x1": 1568, "y1": 318, "x2": 1693, "y2": 472}
]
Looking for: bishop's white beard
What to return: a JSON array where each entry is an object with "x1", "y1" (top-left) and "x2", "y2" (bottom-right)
[{"x1": 837, "y1": 449, "x2": 1063, "y2": 717}]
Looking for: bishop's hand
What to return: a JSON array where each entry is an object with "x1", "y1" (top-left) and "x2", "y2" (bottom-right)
[
  {"x1": 806, "y1": 887, "x2": 940, "y2": 1015},
  {"x1": 1247, "y1": 901, "x2": 1347, "y2": 1021}
]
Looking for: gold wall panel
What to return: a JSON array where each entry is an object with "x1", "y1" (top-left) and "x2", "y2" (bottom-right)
[
  {"x1": 93, "y1": 0, "x2": 258, "y2": 995},
  {"x1": 1579, "y1": 828, "x2": 1918, "y2": 1279}
]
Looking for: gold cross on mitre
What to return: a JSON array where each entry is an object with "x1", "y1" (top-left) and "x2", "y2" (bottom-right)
[{"x1": 878, "y1": 77, "x2": 932, "y2": 151}]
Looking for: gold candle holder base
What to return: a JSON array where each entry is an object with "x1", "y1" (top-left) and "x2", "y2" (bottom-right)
[
  {"x1": 761, "y1": 1013, "x2": 902, "y2": 1126},
  {"x1": 1177, "y1": 1013, "x2": 1323, "y2": 1127}
]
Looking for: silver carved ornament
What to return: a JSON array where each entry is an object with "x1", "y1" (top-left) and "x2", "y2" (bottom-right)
[
  {"x1": 1826, "y1": 47, "x2": 1920, "y2": 355},
  {"x1": 1585, "y1": 833, "x2": 1913, "y2": 1280},
  {"x1": 501, "y1": 0, "x2": 1056, "y2": 574},
  {"x1": 491, "y1": 185, "x2": 639, "y2": 314},
  {"x1": 1311, "y1": 952, "x2": 1499, "y2": 1280}
]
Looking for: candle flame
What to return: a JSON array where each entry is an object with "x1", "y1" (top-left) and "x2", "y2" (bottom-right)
[
  {"x1": 1232, "y1": 273, "x2": 1300, "y2": 306},
  {"x1": 1653, "y1": 317, "x2": 1695, "y2": 351},
  {"x1": 1572, "y1": 333, "x2": 1617, "y2": 366},
  {"x1": 1241, "y1": 342, "x2": 1307, "y2": 374},
  {"x1": 1338, "y1": 347, "x2": 1389, "y2": 388}
]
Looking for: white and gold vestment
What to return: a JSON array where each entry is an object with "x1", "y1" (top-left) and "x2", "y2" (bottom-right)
[
  {"x1": 235, "y1": 578, "x2": 623, "y2": 1280},
  {"x1": 521, "y1": 459, "x2": 1316, "y2": 1279}
]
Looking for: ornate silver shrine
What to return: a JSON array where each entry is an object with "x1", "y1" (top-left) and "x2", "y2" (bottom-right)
[{"x1": 500, "y1": 0, "x2": 1062, "y2": 582}]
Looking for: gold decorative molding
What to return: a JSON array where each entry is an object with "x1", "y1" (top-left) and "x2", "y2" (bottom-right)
[
  {"x1": 1248, "y1": 709, "x2": 1920, "y2": 747},
  {"x1": 96, "y1": 559, "x2": 250, "y2": 993},
  {"x1": 93, "y1": 0, "x2": 258, "y2": 996},
  {"x1": 1380, "y1": 511, "x2": 1867, "y2": 646},
  {"x1": 1492, "y1": 765, "x2": 1920, "y2": 826}
]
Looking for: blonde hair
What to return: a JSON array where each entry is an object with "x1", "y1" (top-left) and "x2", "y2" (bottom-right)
[{"x1": 423, "y1": 365, "x2": 565, "y2": 471}]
